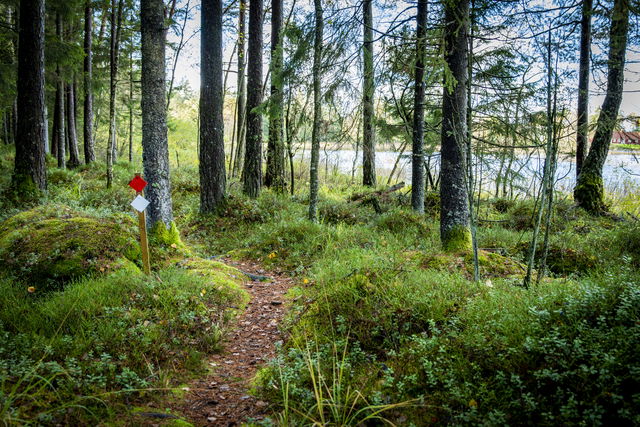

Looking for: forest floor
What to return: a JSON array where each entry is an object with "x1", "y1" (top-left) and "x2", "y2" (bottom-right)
[{"x1": 174, "y1": 257, "x2": 293, "y2": 426}]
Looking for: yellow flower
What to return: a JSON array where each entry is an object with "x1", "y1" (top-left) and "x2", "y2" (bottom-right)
[
  {"x1": 468, "y1": 399, "x2": 478, "y2": 408},
  {"x1": 200, "y1": 289, "x2": 207, "y2": 297},
  {"x1": 303, "y1": 278, "x2": 309, "y2": 284},
  {"x1": 268, "y1": 252, "x2": 277, "y2": 259},
  {"x1": 27, "y1": 286, "x2": 36, "y2": 293},
  {"x1": 170, "y1": 243, "x2": 178, "y2": 249}
]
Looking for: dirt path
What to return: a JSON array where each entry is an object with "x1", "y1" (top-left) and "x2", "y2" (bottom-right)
[{"x1": 178, "y1": 257, "x2": 293, "y2": 426}]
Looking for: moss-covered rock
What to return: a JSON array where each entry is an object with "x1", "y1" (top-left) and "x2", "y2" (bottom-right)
[{"x1": 0, "y1": 205, "x2": 141, "y2": 291}]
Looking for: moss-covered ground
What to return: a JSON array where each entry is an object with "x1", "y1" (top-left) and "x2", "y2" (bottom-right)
[{"x1": 1, "y1": 143, "x2": 639, "y2": 425}]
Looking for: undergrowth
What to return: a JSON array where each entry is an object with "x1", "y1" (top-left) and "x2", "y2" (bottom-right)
[{"x1": 1, "y1": 144, "x2": 638, "y2": 425}]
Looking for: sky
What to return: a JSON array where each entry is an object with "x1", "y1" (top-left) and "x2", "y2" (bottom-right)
[{"x1": 168, "y1": 0, "x2": 640, "y2": 122}]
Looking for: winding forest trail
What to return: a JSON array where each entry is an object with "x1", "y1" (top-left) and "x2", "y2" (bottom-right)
[{"x1": 178, "y1": 257, "x2": 293, "y2": 426}]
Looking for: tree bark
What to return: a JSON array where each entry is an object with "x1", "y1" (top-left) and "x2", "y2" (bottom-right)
[
  {"x1": 574, "y1": 0, "x2": 629, "y2": 213},
  {"x1": 199, "y1": 0, "x2": 226, "y2": 212},
  {"x1": 129, "y1": 47, "x2": 134, "y2": 162},
  {"x1": 51, "y1": 84, "x2": 60, "y2": 158},
  {"x1": 67, "y1": 75, "x2": 81, "y2": 168},
  {"x1": 141, "y1": 0, "x2": 174, "y2": 229},
  {"x1": 362, "y1": 0, "x2": 376, "y2": 187},
  {"x1": 12, "y1": 0, "x2": 46, "y2": 192},
  {"x1": 232, "y1": 0, "x2": 247, "y2": 178},
  {"x1": 411, "y1": 0, "x2": 427, "y2": 212},
  {"x1": 242, "y1": 0, "x2": 263, "y2": 198},
  {"x1": 265, "y1": 0, "x2": 286, "y2": 192},
  {"x1": 308, "y1": 0, "x2": 323, "y2": 221},
  {"x1": 84, "y1": 3, "x2": 95, "y2": 164},
  {"x1": 55, "y1": 13, "x2": 66, "y2": 169},
  {"x1": 576, "y1": 0, "x2": 592, "y2": 178},
  {"x1": 440, "y1": 0, "x2": 471, "y2": 252},
  {"x1": 107, "y1": 0, "x2": 124, "y2": 187}
]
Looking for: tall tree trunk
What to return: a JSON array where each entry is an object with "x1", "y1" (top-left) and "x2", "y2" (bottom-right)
[
  {"x1": 411, "y1": 0, "x2": 427, "y2": 212},
  {"x1": 141, "y1": 0, "x2": 174, "y2": 230},
  {"x1": 199, "y1": 0, "x2": 226, "y2": 212},
  {"x1": 242, "y1": 0, "x2": 263, "y2": 198},
  {"x1": 67, "y1": 75, "x2": 81, "y2": 168},
  {"x1": 265, "y1": 0, "x2": 285, "y2": 192},
  {"x1": 232, "y1": 0, "x2": 247, "y2": 178},
  {"x1": 107, "y1": 0, "x2": 124, "y2": 187},
  {"x1": 129, "y1": 47, "x2": 134, "y2": 162},
  {"x1": 362, "y1": 0, "x2": 376, "y2": 187},
  {"x1": 308, "y1": 0, "x2": 323, "y2": 221},
  {"x1": 43, "y1": 103, "x2": 49, "y2": 154},
  {"x1": 12, "y1": 0, "x2": 46, "y2": 193},
  {"x1": 52, "y1": 80, "x2": 60, "y2": 162},
  {"x1": 574, "y1": 0, "x2": 629, "y2": 213},
  {"x1": 576, "y1": 0, "x2": 592, "y2": 178},
  {"x1": 55, "y1": 14, "x2": 66, "y2": 169},
  {"x1": 440, "y1": 0, "x2": 471, "y2": 252},
  {"x1": 84, "y1": 3, "x2": 95, "y2": 164}
]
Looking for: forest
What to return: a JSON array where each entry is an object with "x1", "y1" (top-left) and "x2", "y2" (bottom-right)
[{"x1": 1, "y1": 0, "x2": 640, "y2": 425}]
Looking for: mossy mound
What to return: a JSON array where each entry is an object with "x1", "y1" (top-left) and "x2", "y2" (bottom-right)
[
  {"x1": 319, "y1": 201, "x2": 368, "y2": 225},
  {"x1": 421, "y1": 250, "x2": 526, "y2": 279},
  {"x1": 0, "y1": 205, "x2": 141, "y2": 291},
  {"x1": 516, "y1": 242, "x2": 597, "y2": 275},
  {"x1": 375, "y1": 208, "x2": 431, "y2": 236}
]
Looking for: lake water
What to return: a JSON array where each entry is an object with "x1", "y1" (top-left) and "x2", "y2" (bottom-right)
[{"x1": 301, "y1": 149, "x2": 640, "y2": 196}]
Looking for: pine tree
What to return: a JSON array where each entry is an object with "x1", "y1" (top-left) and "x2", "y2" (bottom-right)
[
  {"x1": 12, "y1": 0, "x2": 47, "y2": 193},
  {"x1": 574, "y1": 0, "x2": 630, "y2": 213},
  {"x1": 141, "y1": 0, "x2": 175, "y2": 230},
  {"x1": 242, "y1": 0, "x2": 263, "y2": 198},
  {"x1": 440, "y1": 0, "x2": 471, "y2": 251},
  {"x1": 199, "y1": 0, "x2": 226, "y2": 213},
  {"x1": 362, "y1": 0, "x2": 376, "y2": 187}
]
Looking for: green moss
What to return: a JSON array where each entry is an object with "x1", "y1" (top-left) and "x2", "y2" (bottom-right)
[
  {"x1": 375, "y1": 209, "x2": 430, "y2": 235},
  {"x1": 421, "y1": 250, "x2": 526, "y2": 279},
  {"x1": 574, "y1": 171, "x2": 606, "y2": 214},
  {"x1": 0, "y1": 206, "x2": 141, "y2": 291},
  {"x1": 150, "y1": 221, "x2": 182, "y2": 246},
  {"x1": 424, "y1": 191, "x2": 441, "y2": 217},
  {"x1": 442, "y1": 224, "x2": 472, "y2": 252},
  {"x1": 10, "y1": 172, "x2": 40, "y2": 196}
]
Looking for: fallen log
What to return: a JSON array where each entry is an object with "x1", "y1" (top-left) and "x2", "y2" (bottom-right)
[{"x1": 349, "y1": 182, "x2": 405, "y2": 214}]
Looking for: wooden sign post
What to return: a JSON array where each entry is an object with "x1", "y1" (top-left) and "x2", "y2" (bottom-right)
[{"x1": 129, "y1": 173, "x2": 151, "y2": 275}]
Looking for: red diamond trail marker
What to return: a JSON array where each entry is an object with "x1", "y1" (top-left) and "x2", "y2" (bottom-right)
[
  {"x1": 128, "y1": 175, "x2": 147, "y2": 193},
  {"x1": 129, "y1": 173, "x2": 151, "y2": 275}
]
